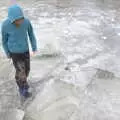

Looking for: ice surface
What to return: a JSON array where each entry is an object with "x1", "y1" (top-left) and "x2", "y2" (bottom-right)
[
  {"x1": 26, "y1": 79, "x2": 80, "y2": 120},
  {"x1": 1, "y1": 0, "x2": 120, "y2": 120},
  {"x1": 0, "y1": 109, "x2": 24, "y2": 120}
]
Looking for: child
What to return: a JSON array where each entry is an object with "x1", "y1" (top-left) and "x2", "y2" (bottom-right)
[{"x1": 1, "y1": 5, "x2": 37, "y2": 98}]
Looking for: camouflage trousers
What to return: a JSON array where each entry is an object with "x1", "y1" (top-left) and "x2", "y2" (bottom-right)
[{"x1": 10, "y1": 51, "x2": 30, "y2": 89}]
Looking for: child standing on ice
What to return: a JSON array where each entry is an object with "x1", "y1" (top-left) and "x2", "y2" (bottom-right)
[{"x1": 1, "y1": 5, "x2": 37, "y2": 98}]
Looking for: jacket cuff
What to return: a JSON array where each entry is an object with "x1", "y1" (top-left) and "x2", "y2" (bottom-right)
[{"x1": 32, "y1": 47, "x2": 37, "y2": 52}]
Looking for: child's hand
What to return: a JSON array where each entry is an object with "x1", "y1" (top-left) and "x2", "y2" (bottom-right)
[
  {"x1": 7, "y1": 53, "x2": 11, "y2": 59},
  {"x1": 30, "y1": 51, "x2": 37, "y2": 57},
  {"x1": 7, "y1": 56, "x2": 11, "y2": 59}
]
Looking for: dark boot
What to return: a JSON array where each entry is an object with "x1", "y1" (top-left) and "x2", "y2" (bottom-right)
[{"x1": 19, "y1": 85, "x2": 32, "y2": 98}]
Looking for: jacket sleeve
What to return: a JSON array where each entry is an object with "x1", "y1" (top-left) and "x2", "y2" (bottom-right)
[
  {"x1": 27, "y1": 20, "x2": 37, "y2": 52},
  {"x1": 1, "y1": 24, "x2": 10, "y2": 57}
]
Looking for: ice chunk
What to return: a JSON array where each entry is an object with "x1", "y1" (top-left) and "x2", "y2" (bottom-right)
[
  {"x1": 102, "y1": 36, "x2": 107, "y2": 39},
  {"x1": 35, "y1": 28, "x2": 61, "y2": 56},
  {"x1": 117, "y1": 33, "x2": 120, "y2": 36}
]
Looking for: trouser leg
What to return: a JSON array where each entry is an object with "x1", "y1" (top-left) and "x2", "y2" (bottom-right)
[
  {"x1": 11, "y1": 52, "x2": 30, "y2": 89},
  {"x1": 24, "y1": 52, "x2": 30, "y2": 78}
]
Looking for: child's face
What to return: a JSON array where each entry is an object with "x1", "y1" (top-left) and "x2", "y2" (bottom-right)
[{"x1": 14, "y1": 18, "x2": 24, "y2": 27}]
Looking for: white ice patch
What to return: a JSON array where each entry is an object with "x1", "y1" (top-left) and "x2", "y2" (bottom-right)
[
  {"x1": 117, "y1": 33, "x2": 120, "y2": 36},
  {"x1": 69, "y1": 20, "x2": 95, "y2": 36},
  {"x1": 102, "y1": 36, "x2": 107, "y2": 39}
]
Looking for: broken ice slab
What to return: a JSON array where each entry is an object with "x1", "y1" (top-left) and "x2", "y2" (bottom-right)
[
  {"x1": 76, "y1": 76, "x2": 120, "y2": 120},
  {"x1": 82, "y1": 53, "x2": 120, "y2": 77},
  {"x1": 26, "y1": 79, "x2": 80, "y2": 120},
  {"x1": 26, "y1": 68, "x2": 120, "y2": 120},
  {"x1": 0, "y1": 109, "x2": 24, "y2": 120}
]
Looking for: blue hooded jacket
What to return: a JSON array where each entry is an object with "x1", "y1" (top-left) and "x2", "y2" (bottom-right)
[{"x1": 1, "y1": 5, "x2": 37, "y2": 57}]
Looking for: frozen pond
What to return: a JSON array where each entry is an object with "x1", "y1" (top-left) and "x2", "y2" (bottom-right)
[{"x1": 1, "y1": 0, "x2": 120, "y2": 120}]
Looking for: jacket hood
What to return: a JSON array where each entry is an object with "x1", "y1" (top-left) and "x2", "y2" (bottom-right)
[{"x1": 8, "y1": 5, "x2": 24, "y2": 23}]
